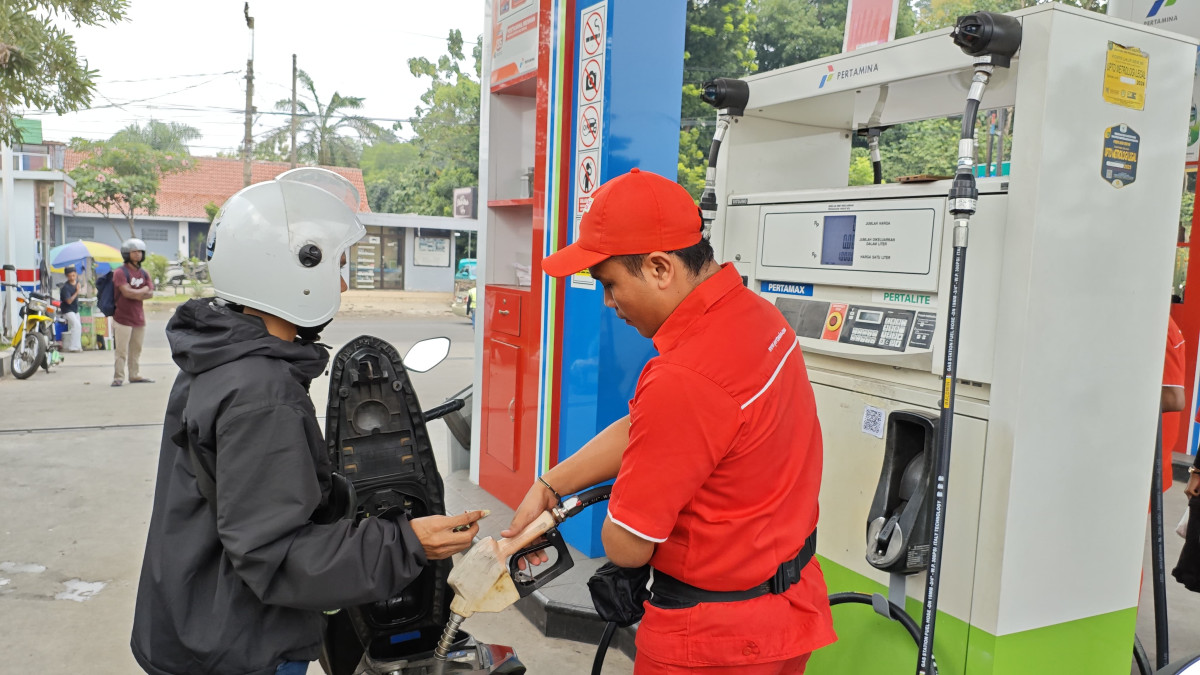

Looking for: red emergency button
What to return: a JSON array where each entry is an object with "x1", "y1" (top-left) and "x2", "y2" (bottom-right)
[{"x1": 822, "y1": 303, "x2": 848, "y2": 341}]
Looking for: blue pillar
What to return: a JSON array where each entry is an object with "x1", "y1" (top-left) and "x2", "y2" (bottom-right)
[{"x1": 556, "y1": 0, "x2": 687, "y2": 557}]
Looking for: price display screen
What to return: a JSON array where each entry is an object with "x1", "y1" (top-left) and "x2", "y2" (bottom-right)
[{"x1": 821, "y1": 215, "x2": 856, "y2": 266}]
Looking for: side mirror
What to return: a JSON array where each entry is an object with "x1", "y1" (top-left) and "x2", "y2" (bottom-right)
[{"x1": 403, "y1": 337, "x2": 451, "y2": 373}]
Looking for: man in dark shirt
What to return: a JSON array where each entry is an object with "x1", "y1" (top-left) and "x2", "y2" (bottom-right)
[
  {"x1": 59, "y1": 265, "x2": 82, "y2": 352},
  {"x1": 113, "y1": 238, "x2": 154, "y2": 386}
]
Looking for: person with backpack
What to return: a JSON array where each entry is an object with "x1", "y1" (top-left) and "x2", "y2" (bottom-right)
[
  {"x1": 130, "y1": 168, "x2": 483, "y2": 675},
  {"x1": 112, "y1": 238, "x2": 155, "y2": 387}
]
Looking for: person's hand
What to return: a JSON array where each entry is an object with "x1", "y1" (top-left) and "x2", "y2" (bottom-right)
[
  {"x1": 1186, "y1": 473, "x2": 1200, "y2": 499},
  {"x1": 501, "y1": 482, "x2": 559, "y2": 569},
  {"x1": 409, "y1": 510, "x2": 487, "y2": 560}
]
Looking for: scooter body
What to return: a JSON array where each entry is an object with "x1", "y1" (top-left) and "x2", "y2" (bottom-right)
[
  {"x1": 4, "y1": 282, "x2": 59, "y2": 378},
  {"x1": 319, "y1": 335, "x2": 524, "y2": 675}
]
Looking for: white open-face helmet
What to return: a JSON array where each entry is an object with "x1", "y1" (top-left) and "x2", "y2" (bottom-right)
[{"x1": 206, "y1": 167, "x2": 366, "y2": 327}]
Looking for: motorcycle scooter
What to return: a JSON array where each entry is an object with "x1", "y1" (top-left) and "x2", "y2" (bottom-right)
[
  {"x1": 3, "y1": 281, "x2": 62, "y2": 379},
  {"x1": 318, "y1": 335, "x2": 526, "y2": 675}
]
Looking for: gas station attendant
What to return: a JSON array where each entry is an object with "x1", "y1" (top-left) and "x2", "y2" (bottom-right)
[{"x1": 502, "y1": 168, "x2": 836, "y2": 673}]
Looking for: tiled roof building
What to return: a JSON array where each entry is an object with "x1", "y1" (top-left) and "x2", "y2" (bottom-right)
[{"x1": 63, "y1": 150, "x2": 372, "y2": 218}]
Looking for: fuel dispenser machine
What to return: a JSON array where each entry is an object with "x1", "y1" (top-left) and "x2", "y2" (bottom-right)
[{"x1": 707, "y1": 5, "x2": 1194, "y2": 673}]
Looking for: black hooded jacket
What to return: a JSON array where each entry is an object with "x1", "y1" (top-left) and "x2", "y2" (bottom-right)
[{"x1": 132, "y1": 299, "x2": 427, "y2": 675}]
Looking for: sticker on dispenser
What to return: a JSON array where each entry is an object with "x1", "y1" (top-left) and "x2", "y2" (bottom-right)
[
  {"x1": 1102, "y1": 42, "x2": 1148, "y2": 111},
  {"x1": 1101, "y1": 124, "x2": 1139, "y2": 189},
  {"x1": 862, "y1": 405, "x2": 885, "y2": 439}
]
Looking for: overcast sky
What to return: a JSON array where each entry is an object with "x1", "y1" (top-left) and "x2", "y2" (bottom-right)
[{"x1": 25, "y1": 0, "x2": 485, "y2": 156}]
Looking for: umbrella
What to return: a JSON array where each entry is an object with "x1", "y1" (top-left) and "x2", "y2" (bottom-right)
[{"x1": 49, "y1": 240, "x2": 123, "y2": 272}]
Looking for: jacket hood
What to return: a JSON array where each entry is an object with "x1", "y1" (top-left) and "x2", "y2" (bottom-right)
[{"x1": 167, "y1": 298, "x2": 328, "y2": 382}]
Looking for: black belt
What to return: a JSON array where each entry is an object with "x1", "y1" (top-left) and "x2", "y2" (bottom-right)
[{"x1": 649, "y1": 529, "x2": 817, "y2": 610}]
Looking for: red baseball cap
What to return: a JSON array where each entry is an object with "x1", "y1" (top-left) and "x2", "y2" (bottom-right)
[{"x1": 542, "y1": 168, "x2": 701, "y2": 278}]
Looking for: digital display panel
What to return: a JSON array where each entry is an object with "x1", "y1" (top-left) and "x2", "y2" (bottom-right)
[
  {"x1": 856, "y1": 309, "x2": 884, "y2": 324},
  {"x1": 821, "y1": 215, "x2": 856, "y2": 266}
]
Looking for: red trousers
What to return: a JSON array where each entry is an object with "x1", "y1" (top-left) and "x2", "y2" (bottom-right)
[{"x1": 635, "y1": 653, "x2": 811, "y2": 674}]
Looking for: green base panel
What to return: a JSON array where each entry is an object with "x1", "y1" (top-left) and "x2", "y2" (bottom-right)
[{"x1": 808, "y1": 556, "x2": 1138, "y2": 675}]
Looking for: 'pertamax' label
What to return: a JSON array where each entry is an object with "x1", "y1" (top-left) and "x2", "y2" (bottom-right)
[{"x1": 760, "y1": 281, "x2": 813, "y2": 297}]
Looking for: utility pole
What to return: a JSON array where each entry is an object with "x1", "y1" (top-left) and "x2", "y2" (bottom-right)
[
  {"x1": 1, "y1": 142, "x2": 15, "y2": 339},
  {"x1": 242, "y1": 3, "x2": 255, "y2": 187},
  {"x1": 290, "y1": 54, "x2": 298, "y2": 169}
]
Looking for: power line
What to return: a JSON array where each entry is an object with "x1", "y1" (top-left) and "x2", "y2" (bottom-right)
[
  {"x1": 99, "y1": 70, "x2": 242, "y2": 84},
  {"x1": 90, "y1": 74, "x2": 240, "y2": 110}
]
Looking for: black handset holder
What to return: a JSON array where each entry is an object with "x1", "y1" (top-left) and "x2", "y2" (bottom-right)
[{"x1": 866, "y1": 410, "x2": 939, "y2": 575}]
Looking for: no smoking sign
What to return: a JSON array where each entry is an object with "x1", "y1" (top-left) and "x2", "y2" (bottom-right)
[{"x1": 583, "y1": 10, "x2": 604, "y2": 56}]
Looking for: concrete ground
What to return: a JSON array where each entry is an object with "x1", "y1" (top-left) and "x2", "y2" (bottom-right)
[
  {"x1": 0, "y1": 298, "x2": 631, "y2": 675},
  {"x1": 3, "y1": 293, "x2": 1199, "y2": 674}
]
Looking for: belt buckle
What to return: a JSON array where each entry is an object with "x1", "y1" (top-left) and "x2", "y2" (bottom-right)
[{"x1": 770, "y1": 562, "x2": 797, "y2": 594}]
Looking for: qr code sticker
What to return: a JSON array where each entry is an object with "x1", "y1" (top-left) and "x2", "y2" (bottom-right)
[{"x1": 862, "y1": 405, "x2": 885, "y2": 439}]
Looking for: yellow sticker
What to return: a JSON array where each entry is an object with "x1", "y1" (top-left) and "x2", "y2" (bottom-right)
[
  {"x1": 943, "y1": 377, "x2": 953, "y2": 409},
  {"x1": 1103, "y1": 42, "x2": 1148, "y2": 111}
]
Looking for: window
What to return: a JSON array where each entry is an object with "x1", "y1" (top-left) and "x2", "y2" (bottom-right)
[
  {"x1": 66, "y1": 225, "x2": 94, "y2": 240},
  {"x1": 141, "y1": 227, "x2": 169, "y2": 242}
]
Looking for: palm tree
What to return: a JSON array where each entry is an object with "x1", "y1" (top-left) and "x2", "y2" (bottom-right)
[
  {"x1": 111, "y1": 120, "x2": 202, "y2": 154},
  {"x1": 260, "y1": 70, "x2": 395, "y2": 167}
]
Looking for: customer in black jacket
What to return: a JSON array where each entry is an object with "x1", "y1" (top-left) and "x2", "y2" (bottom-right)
[{"x1": 131, "y1": 169, "x2": 483, "y2": 675}]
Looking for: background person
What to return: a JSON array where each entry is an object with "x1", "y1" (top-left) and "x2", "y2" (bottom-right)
[
  {"x1": 59, "y1": 265, "x2": 82, "y2": 352},
  {"x1": 112, "y1": 238, "x2": 154, "y2": 386}
]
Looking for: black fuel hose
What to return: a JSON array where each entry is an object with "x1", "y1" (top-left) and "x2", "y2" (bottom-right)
[
  {"x1": 591, "y1": 621, "x2": 618, "y2": 675},
  {"x1": 961, "y1": 98, "x2": 980, "y2": 140},
  {"x1": 1135, "y1": 635, "x2": 1153, "y2": 675},
  {"x1": 829, "y1": 593, "x2": 936, "y2": 674},
  {"x1": 1152, "y1": 417, "x2": 1170, "y2": 667},
  {"x1": 562, "y1": 485, "x2": 613, "y2": 519}
]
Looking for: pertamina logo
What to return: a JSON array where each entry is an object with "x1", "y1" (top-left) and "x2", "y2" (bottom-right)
[
  {"x1": 1145, "y1": 0, "x2": 1178, "y2": 24},
  {"x1": 1148, "y1": 0, "x2": 1176, "y2": 17},
  {"x1": 818, "y1": 62, "x2": 879, "y2": 89}
]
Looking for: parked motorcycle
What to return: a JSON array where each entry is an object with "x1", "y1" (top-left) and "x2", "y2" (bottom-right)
[
  {"x1": 3, "y1": 282, "x2": 61, "y2": 379},
  {"x1": 318, "y1": 335, "x2": 523, "y2": 675}
]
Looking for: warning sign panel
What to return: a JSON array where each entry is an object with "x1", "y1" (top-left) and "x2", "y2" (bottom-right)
[
  {"x1": 580, "y1": 57, "x2": 603, "y2": 104},
  {"x1": 570, "y1": 0, "x2": 607, "y2": 289},
  {"x1": 1102, "y1": 42, "x2": 1148, "y2": 111},
  {"x1": 580, "y1": 105, "x2": 601, "y2": 148},
  {"x1": 582, "y1": 9, "x2": 605, "y2": 57},
  {"x1": 578, "y1": 151, "x2": 600, "y2": 199}
]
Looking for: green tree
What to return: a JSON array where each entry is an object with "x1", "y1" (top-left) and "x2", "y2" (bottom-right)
[
  {"x1": 68, "y1": 137, "x2": 194, "y2": 239},
  {"x1": 110, "y1": 120, "x2": 201, "y2": 153},
  {"x1": 0, "y1": 0, "x2": 127, "y2": 145},
  {"x1": 368, "y1": 30, "x2": 481, "y2": 216},
  {"x1": 258, "y1": 69, "x2": 395, "y2": 167},
  {"x1": 914, "y1": 0, "x2": 1030, "y2": 32},
  {"x1": 679, "y1": 1, "x2": 759, "y2": 198}
]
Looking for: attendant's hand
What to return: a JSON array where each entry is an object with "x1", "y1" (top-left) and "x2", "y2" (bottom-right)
[
  {"x1": 501, "y1": 482, "x2": 559, "y2": 568},
  {"x1": 410, "y1": 510, "x2": 487, "y2": 560}
]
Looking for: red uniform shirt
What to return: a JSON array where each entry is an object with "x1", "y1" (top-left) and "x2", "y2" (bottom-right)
[
  {"x1": 1163, "y1": 316, "x2": 1186, "y2": 489},
  {"x1": 607, "y1": 264, "x2": 836, "y2": 668}
]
